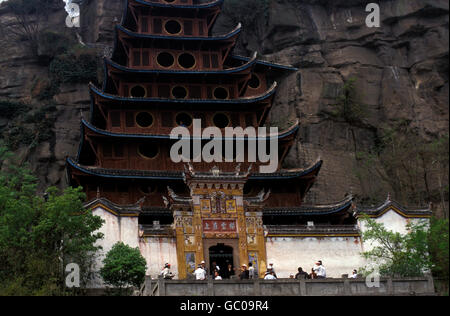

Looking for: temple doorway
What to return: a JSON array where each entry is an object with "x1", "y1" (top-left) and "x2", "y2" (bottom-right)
[{"x1": 209, "y1": 244, "x2": 233, "y2": 278}]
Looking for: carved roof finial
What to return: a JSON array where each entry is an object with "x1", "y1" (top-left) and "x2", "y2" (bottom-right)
[
  {"x1": 387, "y1": 192, "x2": 392, "y2": 202},
  {"x1": 96, "y1": 186, "x2": 100, "y2": 199}
]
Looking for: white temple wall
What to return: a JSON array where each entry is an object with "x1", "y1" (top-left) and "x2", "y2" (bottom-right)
[
  {"x1": 265, "y1": 236, "x2": 366, "y2": 278},
  {"x1": 139, "y1": 237, "x2": 178, "y2": 279},
  {"x1": 88, "y1": 207, "x2": 139, "y2": 287},
  {"x1": 357, "y1": 210, "x2": 429, "y2": 253}
]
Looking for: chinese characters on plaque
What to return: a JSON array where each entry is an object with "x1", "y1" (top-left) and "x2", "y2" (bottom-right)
[{"x1": 203, "y1": 219, "x2": 237, "y2": 233}]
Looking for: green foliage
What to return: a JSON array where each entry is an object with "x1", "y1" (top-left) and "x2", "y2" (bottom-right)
[
  {"x1": 359, "y1": 216, "x2": 448, "y2": 278},
  {"x1": 428, "y1": 217, "x2": 449, "y2": 280},
  {"x1": 37, "y1": 31, "x2": 74, "y2": 61},
  {"x1": 100, "y1": 242, "x2": 147, "y2": 293},
  {"x1": 0, "y1": 100, "x2": 29, "y2": 119},
  {"x1": 5, "y1": 124, "x2": 35, "y2": 149},
  {"x1": 0, "y1": 145, "x2": 104, "y2": 295},
  {"x1": 354, "y1": 123, "x2": 449, "y2": 208},
  {"x1": 49, "y1": 48, "x2": 99, "y2": 84},
  {"x1": 332, "y1": 78, "x2": 367, "y2": 125}
]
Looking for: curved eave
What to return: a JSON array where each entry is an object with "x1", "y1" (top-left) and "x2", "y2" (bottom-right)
[
  {"x1": 116, "y1": 23, "x2": 241, "y2": 43},
  {"x1": 263, "y1": 197, "x2": 354, "y2": 216},
  {"x1": 90, "y1": 81, "x2": 277, "y2": 105},
  {"x1": 105, "y1": 52, "x2": 257, "y2": 76},
  {"x1": 67, "y1": 158, "x2": 184, "y2": 181},
  {"x1": 82, "y1": 118, "x2": 299, "y2": 141},
  {"x1": 67, "y1": 158, "x2": 320, "y2": 183},
  {"x1": 249, "y1": 159, "x2": 323, "y2": 181},
  {"x1": 131, "y1": 0, "x2": 224, "y2": 10},
  {"x1": 356, "y1": 201, "x2": 432, "y2": 219},
  {"x1": 231, "y1": 55, "x2": 298, "y2": 72}
]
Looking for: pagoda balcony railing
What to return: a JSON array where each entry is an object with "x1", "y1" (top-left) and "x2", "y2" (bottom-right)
[{"x1": 265, "y1": 225, "x2": 360, "y2": 235}]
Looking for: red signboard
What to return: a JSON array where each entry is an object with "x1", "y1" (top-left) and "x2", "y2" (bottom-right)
[{"x1": 203, "y1": 219, "x2": 237, "y2": 233}]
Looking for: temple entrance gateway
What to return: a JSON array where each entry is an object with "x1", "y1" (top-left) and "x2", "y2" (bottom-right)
[{"x1": 209, "y1": 244, "x2": 233, "y2": 277}]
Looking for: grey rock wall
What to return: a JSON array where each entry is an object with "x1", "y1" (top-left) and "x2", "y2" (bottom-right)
[{"x1": 0, "y1": 0, "x2": 448, "y2": 208}]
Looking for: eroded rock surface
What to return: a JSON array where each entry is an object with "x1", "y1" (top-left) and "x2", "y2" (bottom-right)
[{"x1": 0, "y1": 0, "x2": 448, "y2": 210}]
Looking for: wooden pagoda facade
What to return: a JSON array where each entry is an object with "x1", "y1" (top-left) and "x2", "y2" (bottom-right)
[{"x1": 67, "y1": 0, "x2": 358, "y2": 279}]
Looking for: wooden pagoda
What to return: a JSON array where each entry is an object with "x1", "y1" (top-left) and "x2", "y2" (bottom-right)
[{"x1": 67, "y1": 0, "x2": 357, "y2": 279}]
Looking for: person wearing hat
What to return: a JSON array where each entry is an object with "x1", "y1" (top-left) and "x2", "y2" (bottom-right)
[
  {"x1": 313, "y1": 260, "x2": 326, "y2": 279},
  {"x1": 200, "y1": 260, "x2": 209, "y2": 279},
  {"x1": 161, "y1": 263, "x2": 175, "y2": 280},
  {"x1": 268, "y1": 263, "x2": 277, "y2": 278},
  {"x1": 194, "y1": 263, "x2": 207, "y2": 280},
  {"x1": 264, "y1": 270, "x2": 276, "y2": 280},
  {"x1": 239, "y1": 264, "x2": 250, "y2": 280}
]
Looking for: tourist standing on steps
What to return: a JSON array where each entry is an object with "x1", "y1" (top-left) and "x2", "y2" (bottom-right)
[
  {"x1": 268, "y1": 263, "x2": 277, "y2": 278},
  {"x1": 211, "y1": 261, "x2": 220, "y2": 277},
  {"x1": 161, "y1": 263, "x2": 175, "y2": 280},
  {"x1": 349, "y1": 269, "x2": 358, "y2": 279},
  {"x1": 239, "y1": 264, "x2": 250, "y2": 280},
  {"x1": 223, "y1": 263, "x2": 235, "y2": 279},
  {"x1": 200, "y1": 260, "x2": 209, "y2": 279},
  {"x1": 313, "y1": 260, "x2": 326, "y2": 279},
  {"x1": 264, "y1": 270, "x2": 277, "y2": 280},
  {"x1": 194, "y1": 264, "x2": 206, "y2": 280},
  {"x1": 248, "y1": 262, "x2": 257, "y2": 279},
  {"x1": 295, "y1": 267, "x2": 308, "y2": 280},
  {"x1": 214, "y1": 270, "x2": 222, "y2": 280}
]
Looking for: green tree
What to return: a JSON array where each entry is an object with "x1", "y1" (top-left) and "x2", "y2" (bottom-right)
[
  {"x1": 0, "y1": 145, "x2": 104, "y2": 295},
  {"x1": 360, "y1": 216, "x2": 432, "y2": 277},
  {"x1": 100, "y1": 242, "x2": 147, "y2": 295},
  {"x1": 428, "y1": 217, "x2": 449, "y2": 280}
]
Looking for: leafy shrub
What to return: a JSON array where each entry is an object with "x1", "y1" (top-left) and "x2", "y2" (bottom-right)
[
  {"x1": 0, "y1": 100, "x2": 29, "y2": 119},
  {"x1": 49, "y1": 49, "x2": 99, "y2": 84},
  {"x1": 100, "y1": 242, "x2": 147, "y2": 295},
  {"x1": 5, "y1": 125, "x2": 35, "y2": 149}
]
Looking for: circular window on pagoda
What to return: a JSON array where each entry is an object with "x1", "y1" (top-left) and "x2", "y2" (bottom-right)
[
  {"x1": 172, "y1": 86, "x2": 188, "y2": 99},
  {"x1": 136, "y1": 112, "x2": 154, "y2": 128},
  {"x1": 213, "y1": 113, "x2": 230, "y2": 128},
  {"x1": 164, "y1": 20, "x2": 182, "y2": 35},
  {"x1": 130, "y1": 85, "x2": 147, "y2": 98},
  {"x1": 248, "y1": 74, "x2": 261, "y2": 89},
  {"x1": 157, "y1": 52, "x2": 175, "y2": 68},
  {"x1": 178, "y1": 53, "x2": 196, "y2": 69},
  {"x1": 213, "y1": 87, "x2": 229, "y2": 100},
  {"x1": 176, "y1": 112, "x2": 193, "y2": 127},
  {"x1": 138, "y1": 143, "x2": 159, "y2": 159}
]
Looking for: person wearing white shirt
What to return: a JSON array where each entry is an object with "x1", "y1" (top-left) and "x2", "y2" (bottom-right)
[
  {"x1": 349, "y1": 270, "x2": 358, "y2": 279},
  {"x1": 194, "y1": 264, "x2": 206, "y2": 280},
  {"x1": 214, "y1": 270, "x2": 222, "y2": 280},
  {"x1": 264, "y1": 271, "x2": 277, "y2": 280},
  {"x1": 161, "y1": 263, "x2": 174, "y2": 279},
  {"x1": 314, "y1": 260, "x2": 326, "y2": 279}
]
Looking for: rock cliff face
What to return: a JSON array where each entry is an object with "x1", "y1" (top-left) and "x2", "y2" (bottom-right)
[{"x1": 0, "y1": 0, "x2": 448, "y2": 212}]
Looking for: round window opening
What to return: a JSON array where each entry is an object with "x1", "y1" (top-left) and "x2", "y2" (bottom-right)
[
  {"x1": 213, "y1": 113, "x2": 230, "y2": 128},
  {"x1": 130, "y1": 85, "x2": 146, "y2": 98},
  {"x1": 213, "y1": 87, "x2": 229, "y2": 100},
  {"x1": 172, "y1": 86, "x2": 188, "y2": 99},
  {"x1": 138, "y1": 143, "x2": 159, "y2": 159},
  {"x1": 178, "y1": 53, "x2": 196, "y2": 69},
  {"x1": 165, "y1": 20, "x2": 182, "y2": 35},
  {"x1": 136, "y1": 112, "x2": 154, "y2": 128},
  {"x1": 176, "y1": 112, "x2": 193, "y2": 127},
  {"x1": 248, "y1": 74, "x2": 261, "y2": 89},
  {"x1": 157, "y1": 52, "x2": 175, "y2": 68}
]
